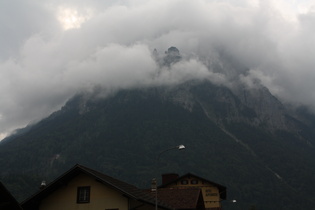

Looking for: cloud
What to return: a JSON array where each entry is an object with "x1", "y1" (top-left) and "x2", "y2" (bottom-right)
[{"x1": 0, "y1": 0, "x2": 315, "y2": 138}]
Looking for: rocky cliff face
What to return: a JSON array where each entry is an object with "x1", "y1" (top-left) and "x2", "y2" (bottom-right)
[
  {"x1": 152, "y1": 80, "x2": 305, "y2": 134},
  {"x1": 235, "y1": 85, "x2": 289, "y2": 130},
  {"x1": 152, "y1": 47, "x2": 303, "y2": 133}
]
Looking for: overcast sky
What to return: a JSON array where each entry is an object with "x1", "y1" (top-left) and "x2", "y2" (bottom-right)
[{"x1": 0, "y1": 0, "x2": 315, "y2": 139}]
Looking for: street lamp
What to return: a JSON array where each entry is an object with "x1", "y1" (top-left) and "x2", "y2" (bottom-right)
[{"x1": 155, "y1": 144, "x2": 185, "y2": 210}]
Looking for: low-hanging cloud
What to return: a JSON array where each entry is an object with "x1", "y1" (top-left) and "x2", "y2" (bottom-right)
[{"x1": 0, "y1": 0, "x2": 315, "y2": 139}]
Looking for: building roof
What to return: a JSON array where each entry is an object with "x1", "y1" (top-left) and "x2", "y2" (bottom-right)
[
  {"x1": 21, "y1": 164, "x2": 170, "y2": 209},
  {"x1": 0, "y1": 181, "x2": 22, "y2": 210},
  {"x1": 157, "y1": 188, "x2": 204, "y2": 210},
  {"x1": 159, "y1": 172, "x2": 227, "y2": 200}
]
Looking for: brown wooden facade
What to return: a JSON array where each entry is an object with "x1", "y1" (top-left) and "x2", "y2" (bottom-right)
[{"x1": 159, "y1": 173, "x2": 226, "y2": 210}]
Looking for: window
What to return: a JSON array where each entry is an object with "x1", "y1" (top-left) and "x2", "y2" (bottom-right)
[
  {"x1": 191, "y1": 179, "x2": 198, "y2": 185},
  {"x1": 181, "y1": 180, "x2": 188, "y2": 185},
  {"x1": 77, "y1": 186, "x2": 90, "y2": 203}
]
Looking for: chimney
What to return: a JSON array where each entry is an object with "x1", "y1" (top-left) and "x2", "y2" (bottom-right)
[
  {"x1": 40, "y1": 181, "x2": 46, "y2": 190},
  {"x1": 162, "y1": 173, "x2": 179, "y2": 185}
]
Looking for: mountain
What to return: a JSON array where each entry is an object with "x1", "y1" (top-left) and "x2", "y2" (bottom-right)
[{"x1": 1, "y1": 50, "x2": 315, "y2": 209}]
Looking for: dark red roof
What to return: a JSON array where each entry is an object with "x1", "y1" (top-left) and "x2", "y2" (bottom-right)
[{"x1": 156, "y1": 188, "x2": 204, "y2": 210}]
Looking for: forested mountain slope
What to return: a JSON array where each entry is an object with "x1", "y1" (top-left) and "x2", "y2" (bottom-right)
[{"x1": 1, "y1": 80, "x2": 315, "y2": 210}]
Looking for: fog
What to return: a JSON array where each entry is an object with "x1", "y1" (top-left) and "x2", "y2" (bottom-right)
[{"x1": 0, "y1": 0, "x2": 314, "y2": 139}]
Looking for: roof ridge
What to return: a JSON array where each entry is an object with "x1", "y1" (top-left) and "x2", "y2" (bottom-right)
[{"x1": 76, "y1": 165, "x2": 171, "y2": 209}]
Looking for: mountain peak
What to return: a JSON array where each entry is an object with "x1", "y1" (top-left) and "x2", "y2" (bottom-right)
[{"x1": 153, "y1": 46, "x2": 182, "y2": 67}]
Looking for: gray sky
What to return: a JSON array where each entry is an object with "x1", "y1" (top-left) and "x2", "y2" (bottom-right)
[{"x1": 0, "y1": 0, "x2": 315, "y2": 139}]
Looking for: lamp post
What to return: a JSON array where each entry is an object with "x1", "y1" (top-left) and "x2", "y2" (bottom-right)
[{"x1": 155, "y1": 144, "x2": 185, "y2": 210}]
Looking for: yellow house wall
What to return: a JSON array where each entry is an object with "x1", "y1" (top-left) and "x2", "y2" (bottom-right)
[
  {"x1": 166, "y1": 177, "x2": 221, "y2": 209},
  {"x1": 39, "y1": 173, "x2": 129, "y2": 210}
]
